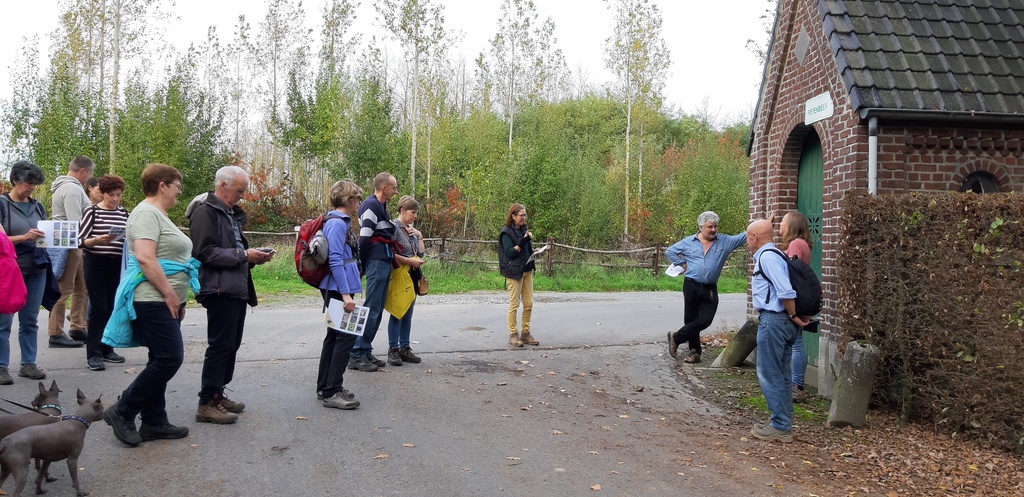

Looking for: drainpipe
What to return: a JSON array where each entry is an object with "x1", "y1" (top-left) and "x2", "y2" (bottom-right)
[{"x1": 868, "y1": 117, "x2": 878, "y2": 194}]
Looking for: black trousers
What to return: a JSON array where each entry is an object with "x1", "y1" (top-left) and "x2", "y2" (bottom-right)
[
  {"x1": 83, "y1": 253, "x2": 118, "y2": 360},
  {"x1": 198, "y1": 295, "x2": 247, "y2": 405},
  {"x1": 673, "y1": 278, "x2": 719, "y2": 355},
  {"x1": 118, "y1": 301, "x2": 184, "y2": 426},
  {"x1": 317, "y1": 290, "x2": 357, "y2": 398}
]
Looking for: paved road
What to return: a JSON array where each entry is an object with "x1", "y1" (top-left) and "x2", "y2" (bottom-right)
[{"x1": 0, "y1": 292, "x2": 824, "y2": 497}]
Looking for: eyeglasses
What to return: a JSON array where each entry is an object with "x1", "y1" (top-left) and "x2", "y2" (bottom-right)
[
  {"x1": 166, "y1": 182, "x2": 182, "y2": 192},
  {"x1": 516, "y1": 213, "x2": 528, "y2": 218}
]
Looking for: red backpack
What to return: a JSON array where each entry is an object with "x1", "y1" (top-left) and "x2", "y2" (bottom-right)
[{"x1": 295, "y1": 214, "x2": 330, "y2": 287}]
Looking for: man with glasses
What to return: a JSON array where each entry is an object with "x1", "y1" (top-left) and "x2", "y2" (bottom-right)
[{"x1": 186, "y1": 166, "x2": 273, "y2": 424}]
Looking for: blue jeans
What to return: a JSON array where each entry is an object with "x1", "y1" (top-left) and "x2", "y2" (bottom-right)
[
  {"x1": 792, "y1": 331, "x2": 807, "y2": 388},
  {"x1": 352, "y1": 259, "x2": 391, "y2": 360},
  {"x1": 117, "y1": 302, "x2": 184, "y2": 426},
  {"x1": 0, "y1": 269, "x2": 46, "y2": 368},
  {"x1": 387, "y1": 299, "x2": 415, "y2": 348},
  {"x1": 756, "y1": 311, "x2": 799, "y2": 432}
]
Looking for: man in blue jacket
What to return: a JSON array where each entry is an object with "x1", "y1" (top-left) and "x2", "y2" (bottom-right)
[
  {"x1": 665, "y1": 211, "x2": 747, "y2": 364},
  {"x1": 187, "y1": 166, "x2": 273, "y2": 424}
]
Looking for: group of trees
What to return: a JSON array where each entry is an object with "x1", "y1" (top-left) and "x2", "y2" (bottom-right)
[{"x1": 1, "y1": 0, "x2": 754, "y2": 246}]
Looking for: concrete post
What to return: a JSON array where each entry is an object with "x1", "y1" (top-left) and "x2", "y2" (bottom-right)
[{"x1": 827, "y1": 341, "x2": 881, "y2": 428}]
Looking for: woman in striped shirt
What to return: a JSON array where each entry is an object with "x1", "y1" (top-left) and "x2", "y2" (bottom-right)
[{"x1": 79, "y1": 175, "x2": 128, "y2": 371}]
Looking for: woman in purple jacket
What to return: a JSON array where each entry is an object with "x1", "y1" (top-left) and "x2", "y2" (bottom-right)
[{"x1": 316, "y1": 180, "x2": 365, "y2": 410}]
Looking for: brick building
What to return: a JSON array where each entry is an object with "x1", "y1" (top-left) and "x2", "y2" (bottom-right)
[{"x1": 747, "y1": 0, "x2": 1024, "y2": 396}]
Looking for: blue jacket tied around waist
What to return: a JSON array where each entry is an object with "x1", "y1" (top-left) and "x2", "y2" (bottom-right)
[{"x1": 102, "y1": 255, "x2": 201, "y2": 348}]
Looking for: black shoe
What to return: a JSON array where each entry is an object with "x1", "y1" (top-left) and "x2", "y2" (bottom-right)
[
  {"x1": 399, "y1": 346, "x2": 421, "y2": 363},
  {"x1": 387, "y1": 347, "x2": 403, "y2": 366},
  {"x1": 139, "y1": 422, "x2": 189, "y2": 442},
  {"x1": 367, "y1": 354, "x2": 386, "y2": 367},
  {"x1": 103, "y1": 405, "x2": 141, "y2": 447},
  {"x1": 347, "y1": 357, "x2": 379, "y2": 372},
  {"x1": 69, "y1": 329, "x2": 88, "y2": 342},
  {"x1": 49, "y1": 334, "x2": 84, "y2": 348},
  {"x1": 87, "y1": 357, "x2": 105, "y2": 371},
  {"x1": 102, "y1": 351, "x2": 126, "y2": 363}
]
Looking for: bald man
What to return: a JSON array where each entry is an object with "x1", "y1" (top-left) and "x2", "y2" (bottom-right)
[{"x1": 746, "y1": 219, "x2": 810, "y2": 443}]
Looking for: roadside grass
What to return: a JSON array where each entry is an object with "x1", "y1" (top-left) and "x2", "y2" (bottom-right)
[{"x1": 250, "y1": 242, "x2": 749, "y2": 296}]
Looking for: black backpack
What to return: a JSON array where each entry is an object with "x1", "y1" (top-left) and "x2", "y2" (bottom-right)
[{"x1": 754, "y1": 248, "x2": 822, "y2": 318}]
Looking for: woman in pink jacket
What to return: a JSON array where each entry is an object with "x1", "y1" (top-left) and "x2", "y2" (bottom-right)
[{"x1": 778, "y1": 212, "x2": 813, "y2": 403}]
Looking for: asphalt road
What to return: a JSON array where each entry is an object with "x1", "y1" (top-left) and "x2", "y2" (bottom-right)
[{"x1": 0, "y1": 292, "x2": 826, "y2": 497}]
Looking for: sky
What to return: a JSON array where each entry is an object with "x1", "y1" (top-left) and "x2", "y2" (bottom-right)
[{"x1": 0, "y1": 0, "x2": 772, "y2": 124}]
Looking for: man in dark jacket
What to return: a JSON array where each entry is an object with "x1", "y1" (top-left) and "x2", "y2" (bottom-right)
[{"x1": 187, "y1": 166, "x2": 273, "y2": 424}]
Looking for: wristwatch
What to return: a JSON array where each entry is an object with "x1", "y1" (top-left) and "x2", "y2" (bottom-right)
[{"x1": 789, "y1": 314, "x2": 797, "y2": 319}]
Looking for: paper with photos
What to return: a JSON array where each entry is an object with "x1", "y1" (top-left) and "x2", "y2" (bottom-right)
[
  {"x1": 325, "y1": 299, "x2": 369, "y2": 336},
  {"x1": 35, "y1": 220, "x2": 80, "y2": 249}
]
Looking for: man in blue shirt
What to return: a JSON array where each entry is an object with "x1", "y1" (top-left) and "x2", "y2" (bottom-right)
[
  {"x1": 665, "y1": 211, "x2": 747, "y2": 364},
  {"x1": 746, "y1": 219, "x2": 810, "y2": 443}
]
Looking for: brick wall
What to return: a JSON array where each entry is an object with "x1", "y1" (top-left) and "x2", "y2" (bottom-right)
[{"x1": 748, "y1": 0, "x2": 1023, "y2": 396}]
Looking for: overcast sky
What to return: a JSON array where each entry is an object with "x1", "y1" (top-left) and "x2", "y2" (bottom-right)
[{"x1": 0, "y1": 0, "x2": 771, "y2": 124}]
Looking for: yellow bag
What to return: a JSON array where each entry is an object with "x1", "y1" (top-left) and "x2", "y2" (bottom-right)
[{"x1": 384, "y1": 264, "x2": 415, "y2": 320}]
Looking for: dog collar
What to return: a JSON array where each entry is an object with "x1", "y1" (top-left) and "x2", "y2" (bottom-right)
[
  {"x1": 37, "y1": 404, "x2": 62, "y2": 419},
  {"x1": 60, "y1": 415, "x2": 90, "y2": 428}
]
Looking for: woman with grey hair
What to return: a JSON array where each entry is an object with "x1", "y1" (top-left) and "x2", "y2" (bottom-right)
[{"x1": 0, "y1": 161, "x2": 50, "y2": 384}]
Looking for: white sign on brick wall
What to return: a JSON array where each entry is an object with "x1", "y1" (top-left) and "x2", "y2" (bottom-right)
[{"x1": 804, "y1": 92, "x2": 834, "y2": 125}]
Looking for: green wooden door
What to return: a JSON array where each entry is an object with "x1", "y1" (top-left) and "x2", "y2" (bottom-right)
[{"x1": 797, "y1": 133, "x2": 824, "y2": 365}]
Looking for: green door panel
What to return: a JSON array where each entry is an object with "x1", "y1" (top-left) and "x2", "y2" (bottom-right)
[{"x1": 797, "y1": 132, "x2": 824, "y2": 366}]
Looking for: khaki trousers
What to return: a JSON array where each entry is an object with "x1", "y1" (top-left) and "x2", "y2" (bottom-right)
[
  {"x1": 48, "y1": 248, "x2": 88, "y2": 336},
  {"x1": 505, "y1": 271, "x2": 533, "y2": 335}
]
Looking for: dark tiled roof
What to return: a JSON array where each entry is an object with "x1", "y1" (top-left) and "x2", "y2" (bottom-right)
[{"x1": 820, "y1": 0, "x2": 1024, "y2": 114}]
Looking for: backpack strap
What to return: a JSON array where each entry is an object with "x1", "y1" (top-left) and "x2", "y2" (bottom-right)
[{"x1": 754, "y1": 248, "x2": 789, "y2": 305}]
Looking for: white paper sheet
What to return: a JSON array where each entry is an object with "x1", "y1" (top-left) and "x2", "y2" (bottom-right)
[
  {"x1": 664, "y1": 264, "x2": 683, "y2": 278},
  {"x1": 325, "y1": 299, "x2": 369, "y2": 336},
  {"x1": 35, "y1": 220, "x2": 80, "y2": 249}
]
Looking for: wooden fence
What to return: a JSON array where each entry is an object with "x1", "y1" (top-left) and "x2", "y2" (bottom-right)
[{"x1": 243, "y1": 230, "x2": 668, "y2": 277}]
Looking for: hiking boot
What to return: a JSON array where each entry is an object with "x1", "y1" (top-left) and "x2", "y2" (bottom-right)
[
  {"x1": 104, "y1": 405, "x2": 141, "y2": 447},
  {"x1": 102, "y1": 351, "x2": 126, "y2": 363},
  {"x1": 49, "y1": 334, "x2": 83, "y2": 348},
  {"x1": 348, "y1": 357, "x2": 379, "y2": 372},
  {"x1": 399, "y1": 346, "x2": 421, "y2": 363},
  {"x1": 387, "y1": 348, "x2": 403, "y2": 366},
  {"x1": 682, "y1": 350, "x2": 701, "y2": 364},
  {"x1": 751, "y1": 423, "x2": 793, "y2": 443},
  {"x1": 667, "y1": 331, "x2": 679, "y2": 358},
  {"x1": 88, "y1": 357, "x2": 105, "y2": 371},
  {"x1": 520, "y1": 333, "x2": 539, "y2": 346},
  {"x1": 220, "y1": 396, "x2": 245, "y2": 414},
  {"x1": 195, "y1": 402, "x2": 239, "y2": 424},
  {"x1": 508, "y1": 333, "x2": 523, "y2": 347},
  {"x1": 367, "y1": 355, "x2": 386, "y2": 367},
  {"x1": 19, "y1": 364, "x2": 46, "y2": 379},
  {"x1": 69, "y1": 329, "x2": 88, "y2": 342},
  {"x1": 139, "y1": 422, "x2": 190, "y2": 442},
  {"x1": 0, "y1": 368, "x2": 12, "y2": 385},
  {"x1": 792, "y1": 384, "x2": 806, "y2": 403},
  {"x1": 323, "y1": 391, "x2": 360, "y2": 410}
]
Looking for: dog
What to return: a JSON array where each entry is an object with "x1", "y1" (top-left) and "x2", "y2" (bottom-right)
[
  {"x1": 0, "y1": 389, "x2": 103, "y2": 497},
  {"x1": 0, "y1": 381, "x2": 62, "y2": 440}
]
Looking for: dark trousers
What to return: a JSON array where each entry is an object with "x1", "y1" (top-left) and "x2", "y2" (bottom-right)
[
  {"x1": 199, "y1": 295, "x2": 247, "y2": 405},
  {"x1": 83, "y1": 253, "x2": 118, "y2": 360},
  {"x1": 673, "y1": 278, "x2": 719, "y2": 355},
  {"x1": 317, "y1": 292, "x2": 357, "y2": 398},
  {"x1": 118, "y1": 301, "x2": 184, "y2": 426}
]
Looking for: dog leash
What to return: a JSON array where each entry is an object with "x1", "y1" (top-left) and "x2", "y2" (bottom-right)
[{"x1": 0, "y1": 398, "x2": 61, "y2": 418}]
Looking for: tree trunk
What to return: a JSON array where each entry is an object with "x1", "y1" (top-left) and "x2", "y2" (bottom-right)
[
  {"x1": 108, "y1": 0, "x2": 121, "y2": 174},
  {"x1": 624, "y1": 95, "x2": 632, "y2": 239}
]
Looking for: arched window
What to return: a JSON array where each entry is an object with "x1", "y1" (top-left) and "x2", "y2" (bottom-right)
[{"x1": 959, "y1": 171, "x2": 998, "y2": 193}]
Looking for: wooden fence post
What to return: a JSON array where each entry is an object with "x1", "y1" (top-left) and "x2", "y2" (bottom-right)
[
  {"x1": 652, "y1": 243, "x2": 661, "y2": 277},
  {"x1": 440, "y1": 237, "x2": 446, "y2": 256},
  {"x1": 545, "y1": 237, "x2": 554, "y2": 276}
]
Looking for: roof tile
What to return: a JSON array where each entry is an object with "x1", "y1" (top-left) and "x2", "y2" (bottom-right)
[{"x1": 816, "y1": 0, "x2": 1024, "y2": 114}]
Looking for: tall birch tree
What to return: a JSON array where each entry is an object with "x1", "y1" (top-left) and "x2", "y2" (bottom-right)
[
  {"x1": 375, "y1": 0, "x2": 447, "y2": 193},
  {"x1": 604, "y1": 0, "x2": 669, "y2": 238}
]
